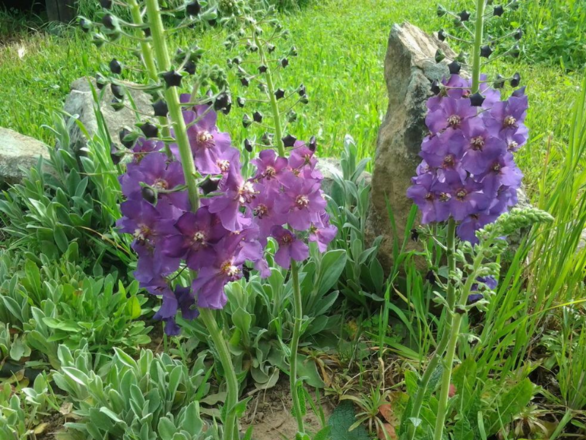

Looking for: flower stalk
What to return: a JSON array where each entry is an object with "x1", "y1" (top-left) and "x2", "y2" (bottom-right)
[{"x1": 289, "y1": 260, "x2": 305, "y2": 433}]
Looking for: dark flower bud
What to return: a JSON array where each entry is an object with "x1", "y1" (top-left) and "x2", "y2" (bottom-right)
[
  {"x1": 512, "y1": 86, "x2": 526, "y2": 97},
  {"x1": 514, "y1": 29, "x2": 523, "y2": 40},
  {"x1": 456, "y1": 52, "x2": 468, "y2": 63},
  {"x1": 448, "y1": 60, "x2": 461, "y2": 74},
  {"x1": 430, "y1": 80, "x2": 441, "y2": 95},
  {"x1": 467, "y1": 294, "x2": 483, "y2": 305},
  {"x1": 186, "y1": 0, "x2": 201, "y2": 16},
  {"x1": 109, "y1": 58, "x2": 122, "y2": 75},
  {"x1": 140, "y1": 122, "x2": 158, "y2": 138},
  {"x1": 119, "y1": 128, "x2": 136, "y2": 148},
  {"x1": 510, "y1": 0, "x2": 519, "y2": 10},
  {"x1": 282, "y1": 134, "x2": 297, "y2": 147},
  {"x1": 470, "y1": 92, "x2": 485, "y2": 107},
  {"x1": 102, "y1": 14, "x2": 116, "y2": 30},
  {"x1": 480, "y1": 45, "x2": 493, "y2": 58},
  {"x1": 110, "y1": 143, "x2": 122, "y2": 165},
  {"x1": 253, "y1": 111, "x2": 263, "y2": 123},
  {"x1": 141, "y1": 187, "x2": 156, "y2": 204},
  {"x1": 410, "y1": 228, "x2": 419, "y2": 241},
  {"x1": 289, "y1": 46, "x2": 298, "y2": 56},
  {"x1": 143, "y1": 27, "x2": 151, "y2": 37},
  {"x1": 510, "y1": 72, "x2": 521, "y2": 87},
  {"x1": 298, "y1": 84, "x2": 306, "y2": 96},
  {"x1": 281, "y1": 58, "x2": 289, "y2": 68},
  {"x1": 96, "y1": 73, "x2": 108, "y2": 90},
  {"x1": 267, "y1": 44, "x2": 276, "y2": 53},
  {"x1": 261, "y1": 132, "x2": 273, "y2": 146},
  {"x1": 248, "y1": 43, "x2": 259, "y2": 53},
  {"x1": 435, "y1": 49, "x2": 446, "y2": 63},
  {"x1": 184, "y1": 60, "x2": 196, "y2": 75},
  {"x1": 258, "y1": 83, "x2": 268, "y2": 93},
  {"x1": 244, "y1": 139, "x2": 253, "y2": 152},
  {"x1": 510, "y1": 44, "x2": 520, "y2": 58},
  {"x1": 309, "y1": 135, "x2": 317, "y2": 152},
  {"x1": 111, "y1": 84, "x2": 124, "y2": 100},
  {"x1": 240, "y1": 77, "x2": 250, "y2": 87},
  {"x1": 453, "y1": 17, "x2": 462, "y2": 27},
  {"x1": 437, "y1": 5, "x2": 446, "y2": 16},
  {"x1": 425, "y1": 270, "x2": 436, "y2": 284},
  {"x1": 175, "y1": 48, "x2": 186, "y2": 63},
  {"x1": 275, "y1": 88, "x2": 285, "y2": 100},
  {"x1": 162, "y1": 70, "x2": 182, "y2": 88},
  {"x1": 80, "y1": 18, "x2": 92, "y2": 33},
  {"x1": 438, "y1": 29, "x2": 447, "y2": 42},
  {"x1": 494, "y1": 74, "x2": 506, "y2": 89},
  {"x1": 243, "y1": 114, "x2": 252, "y2": 128},
  {"x1": 152, "y1": 100, "x2": 168, "y2": 117},
  {"x1": 258, "y1": 65, "x2": 268, "y2": 74},
  {"x1": 111, "y1": 97, "x2": 124, "y2": 111},
  {"x1": 237, "y1": 97, "x2": 246, "y2": 108},
  {"x1": 232, "y1": 57, "x2": 242, "y2": 65},
  {"x1": 286, "y1": 110, "x2": 297, "y2": 122},
  {"x1": 455, "y1": 306, "x2": 467, "y2": 315},
  {"x1": 458, "y1": 10, "x2": 470, "y2": 22},
  {"x1": 300, "y1": 96, "x2": 309, "y2": 104},
  {"x1": 215, "y1": 93, "x2": 232, "y2": 115},
  {"x1": 100, "y1": 0, "x2": 113, "y2": 9},
  {"x1": 200, "y1": 178, "x2": 220, "y2": 194},
  {"x1": 493, "y1": 5, "x2": 504, "y2": 16}
]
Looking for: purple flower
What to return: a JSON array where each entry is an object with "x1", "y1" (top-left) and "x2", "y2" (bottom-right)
[
  {"x1": 271, "y1": 226, "x2": 309, "y2": 269},
  {"x1": 407, "y1": 173, "x2": 451, "y2": 224},
  {"x1": 275, "y1": 178, "x2": 326, "y2": 231},
  {"x1": 468, "y1": 276, "x2": 498, "y2": 304},
  {"x1": 479, "y1": 153, "x2": 523, "y2": 197},
  {"x1": 250, "y1": 190, "x2": 287, "y2": 244},
  {"x1": 460, "y1": 118, "x2": 506, "y2": 175},
  {"x1": 420, "y1": 130, "x2": 466, "y2": 172},
  {"x1": 131, "y1": 138, "x2": 164, "y2": 164},
  {"x1": 447, "y1": 177, "x2": 490, "y2": 221},
  {"x1": 456, "y1": 210, "x2": 499, "y2": 243},
  {"x1": 252, "y1": 149, "x2": 290, "y2": 192},
  {"x1": 426, "y1": 97, "x2": 477, "y2": 134},
  {"x1": 309, "y1": 214, "x2": 337, "y2": 252},
  {"x1": 160, "y1": 207, "x2": 225, "y2": 270},
  {"x1": 171, "y1": 105, "x2": 231, "y2": 175},
  {"x1": 289, "y1": 142, "x2": 318, "y2": 170},
  {"x1": 484, "y1": 93, "x2": 528, "y2": 137}
]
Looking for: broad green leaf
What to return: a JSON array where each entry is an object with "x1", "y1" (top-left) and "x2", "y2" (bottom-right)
[{"x1": 329, "y1": 401, "x2": 370, "y2": 440}]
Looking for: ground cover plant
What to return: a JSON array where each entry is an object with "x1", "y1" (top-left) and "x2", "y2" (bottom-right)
[{"x1": 0, "y1": 0, "x2": 586, "y2": 439}]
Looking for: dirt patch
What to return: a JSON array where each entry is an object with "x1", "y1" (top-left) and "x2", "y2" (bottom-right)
[{"x1": 242, "y1": 381, "x2": 333, "y2": 440}]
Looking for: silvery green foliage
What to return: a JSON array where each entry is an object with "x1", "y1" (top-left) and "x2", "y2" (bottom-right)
[{"x1": 54, "y1": 344, "x2": 215, "y2": 440}]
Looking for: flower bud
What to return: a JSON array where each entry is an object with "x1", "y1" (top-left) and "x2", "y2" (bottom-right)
[
  {"x1": 300, "y1": 96, "x2": 309, "y2": 104},
  {"x1": 510, "y1": 0, "x2": 519, "y2": 10},
  {"x1": 119, "y1": 128, "x2": 136, "y2": 148},
  {"x1": 281, "y1": 58, "x2": 289, "y2": 68},
  {"x1": 289, "y1": 46, "x2": 298, "y2": 56},
  {"x1": 102, "y1": 14, "x2": 117, "y2": 30},
  {"x1": 200, "y1": 177, "x2": 220, "y2": 194},
  {"x1": 214, "y1": 93, "x2": 232, "y2": 115},
  {"x1": 162, "y1": 70, "x2": 182, "y2": 88},
  {"x1": 510, "y1": 44, "x2": 520, "y2": 58},
  {"x1": 261, "y1": 132, "x2": 273, "y2": 145},
  {"x1": 232, "y1": 57, "x2": 242, "y2": 65},
  {"x1": 480, "y1": 45, "x2": 493, "y2": 58},
  {"x1": 267, "y1": 44, "x2": 276, "y2": 53},
  {"x1": 309, "y1": 135, "x2": 317, "y2": 152},
  {"x1": 253, "y1": 111, "x2": 263, "y2": 123},
  {"x1": 514, "y1": 29, "x2": 523, "y2": 40},
  {"x1": 448, "y1": 60, "x2": 461, "y2": 75},
  {"x1": 100, "y1": 0, "x2": 113, "y2": 9},
  {"x1": 510, "y1": 72, "x2": 521, "y2": 87},
  {"x1": 243, "y1": 114, "x2": 252, "y2": 128},
  {"x1": 240, "y1": 77, "x2": 250, "y2": 87},
  {"x1": 184, "y1": 60, "x2": 196, "y2": 75},
  {"x1": 140, "y1": 122, "x2": 158, "y2": 138},
  {"x1": 153, "y1": 100, "x2": 169, "y2": 117},
  {"x1": 282, "y1": 134, "x2": 297, "y2": 147},
  {"x1": 298, "y1": 84, "x2": 306, "y2": 96},
  {"x1": 96, "y1": 73, "x2": 108, "y2": 90},
  {"x1": 141, "y1": 187, "x2": 156, "y2": 204},
  {"x1": 109, "y1": 58, "x2": 122, "y2": 75},
  {"x1": 470, "y1": 92, "x2": 485, "y2": 107},
  {"x1": 493, "y1": 74, "x2": 505, "y2": 88},
  {"x1": 438, "y1": 29, "x2": 447, "y2": 41},
  {"x1": 186, "y1": 0, "x2": 201, "y2": 16},
  {"x1": 79, "y1": 18, "x2": 92, "y2": 33},
  {"x1": 437, "y1": 5, "x2": 446, "y2": 16},
  {"x1": 91, "y1": 33, "x2": 106, "y2": 48},
  {"x1": 275, "y1": 88, "x2": 285, "y2": 100},
  {"x1": 110, "y1": 143, "x2": 122, "y2": 165},
  {"x1": 493, "y1": 5, "x2": 504, "y2": 16},
  {"x1": 111, "y1": 84, "x2": 124, "y2": 100},
  {"x1": 435, "y1": 49, "x2": 446, "y2": 63},
  {"x1": 458, "y1": 10, "x2": 470, "y2": 21},
  {"x1": 143, "y1": 27, "x2": 151, "y2": 37},
  {"x1": 430, "y1": 80, "x2": 441, "y2": 95},
  {"x1": 237, "y1": 97, "x2": 246, "y2": 108},
  {"x1": 258, "y1": 65, "x2": 268, "y2": 74},
  {"x1": 244, "y1": 139, "x2": 253, "y2": 152},
  {"x1": 111, "y1": 97, "x2": 124, "y2": 111},
  {"x1": 286, "y1": 110, "x2": 297, "y2": 122},
  {"x1": 410, "y1": 228, "x2": 419, "y2": 241}
]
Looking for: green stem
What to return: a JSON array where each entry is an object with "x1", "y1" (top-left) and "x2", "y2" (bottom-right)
[
  {"x1": 128, "y1": 0, "x2": 172, "y2": 153},
  {"x1": 405, "y1": 219, "x2": 456, "y2": 439},
  {"x1": 471, "y1": 0, "x2": 486, "y2": 94},
  {"x1": 144, "y1": 3, "x2": 238, "y2": 440},
  {"x1": 255, "y1": 35, "x2": 285, "y2": 157},
  {"x1": 144, "y1": 0, "x2": 199, "y2": 211},
  {"x1": 290, "y1": 260, "x2": 305, "y2": 433},
  {"x1": 200, "y1": 309, "x2": 240, "y2": 440}
]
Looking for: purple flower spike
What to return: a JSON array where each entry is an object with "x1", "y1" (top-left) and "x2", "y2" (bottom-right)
[
  {"x1": 426, "y1": 97, "x2": 477, "y2": 134},
  {"x1": 271, "y1": 226, "x2": 309, "y2": 269}
]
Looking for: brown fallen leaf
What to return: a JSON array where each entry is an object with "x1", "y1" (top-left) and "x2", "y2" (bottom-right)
[
  {"x1": 378, "y1": 403, "x2": 393, "y2": 423},
  {"x1": 377, "y1": 423, "x2": 397, "y2": 440}
]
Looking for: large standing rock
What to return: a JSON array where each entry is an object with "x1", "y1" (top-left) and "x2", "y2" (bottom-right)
[
  {"x1": 366, "y1": 23, "x2": 456, "y2": 271},
  {"x1": 64, "y1": 78, "x2": 154, "y2": 153},
  {"x1": 0, "y1": 127, "x2": 49, "y2": 184}
]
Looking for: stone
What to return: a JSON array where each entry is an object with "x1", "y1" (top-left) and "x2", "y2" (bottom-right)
[
  {"x1": 64, "y1": 77, "x2": 154, "y2": 153},
  {"x1": 366, "y1": 22, "x2": 456, "y2": 271},
  {"x1": 0, "y1": 127, "x2": 49, "y2": 184}
]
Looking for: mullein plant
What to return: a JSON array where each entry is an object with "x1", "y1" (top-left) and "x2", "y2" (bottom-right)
[
  {"x1": 223, "y1": 3, "x2": 332, "y2": 434},
  {"x1": 80, "y1": 0, "x2": 334, "y2": 438},
  {"x1": 403, "y1": 1, "x2": 552, "y2": 439}
]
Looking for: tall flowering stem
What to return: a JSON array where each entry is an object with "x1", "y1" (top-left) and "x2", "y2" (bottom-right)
[
  {"x1": 289, "y1": 260, "x2": 305, "y2": 432},
  {"x1": 143, "y1": 2, "x2": 237, "y2": 439}
]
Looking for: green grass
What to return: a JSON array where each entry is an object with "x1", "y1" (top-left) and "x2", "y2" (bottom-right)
[{"x1": 0, "y1": 0, "x2": 582, "y2": 191}]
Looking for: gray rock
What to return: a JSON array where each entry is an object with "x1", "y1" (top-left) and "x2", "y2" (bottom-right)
[
  {"x1": 63, "y1": 77, "x2": 154, "y2": 153},
  {"x1": 0, "y1": 127, "x2": 49, "y2": 184},
  {"x1": 366, "y1": 22, "x2": 456, "y2": 271}
]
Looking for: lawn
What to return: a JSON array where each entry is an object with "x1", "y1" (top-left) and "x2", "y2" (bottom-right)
[{"x1": 1, "y1": 0, "x2": 586, "y2": 439}]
